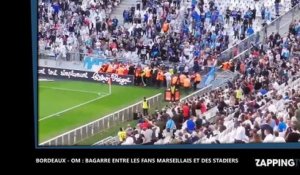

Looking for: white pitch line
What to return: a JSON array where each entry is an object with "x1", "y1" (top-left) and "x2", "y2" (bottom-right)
[
  {"x1": 39, "y1": 93, "x2": 110, "y2": 122},
  {"x1": 40, "y1": 86, "x2": 100, "y2": 94}
]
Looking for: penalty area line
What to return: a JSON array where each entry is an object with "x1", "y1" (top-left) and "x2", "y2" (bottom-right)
[
  {"x1": 39, "y1": 93, "x2": 110, "y2": 122},
  {"x1": 39, "y1": 86, "x2": 101, "y2": 95}
]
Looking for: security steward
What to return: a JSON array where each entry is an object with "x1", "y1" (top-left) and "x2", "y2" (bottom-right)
[
  {"x1": 171, "y1": 74, "x2": 179, "y2": 88},
  {"x1": 183, "y1": 76, "x2": 191, "y2": 93},
  {"x1": 135, "y1": 67, "x2": 142, "y2": 86},
  {"x1": 193, "y1": 72, "x2": 202, "y2": 91},
  {"x1": 142, "y1": 97, "x2": 149, "y2": 116}
]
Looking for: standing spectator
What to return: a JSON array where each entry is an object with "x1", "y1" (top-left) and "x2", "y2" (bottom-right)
[
  {"x1": 166, "y1": 116, "x2": 176, "y2": 133},
  {"x1": 261, "y1": 4, "x2": 266, "y2": 20},
  {"x1": 278, "y1": 117, "x2": 287, "y2": 132},
  {"x1": 275, "y1": 0, "x2": 281, "y2": 16},
  {"x1": 234, "y1": 122, "x2": 248, "y2": 143},
  {"x1": 164, "y1": 71, "x2": 172, "y2": 89},
  {"x1": 263, "y1": 128, "x2": 275, "y2": 143},
  {"x1": 233, "y1": 22, "x2": 240, "y2": 39},
  {"x1": 186, "y1": 116, "x2": 196, "y2": 133},
  {"x1": 141, "y1": 126, "x2": 153, "y2": 144},
  {"x1": 273, "y1": 130, "x2": 286, "y2": 142},
  {"x1": 182, "y1": 103, "x2": 190, "y2": 121}
]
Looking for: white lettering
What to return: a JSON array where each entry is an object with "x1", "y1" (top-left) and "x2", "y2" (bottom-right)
[
  {"x1": 48, "y1": 69, "x2": 58, "y2": 76},
  {"x1": 112, "y1": 158, "x2": 130, "y2": 163},
  {"x1": 255, "y1": 159, "x2": 296, "y2": 167},
  {"x1": 36, "y1": 158, "x2": 66, "y2": 163},
  {"x1": 92, "y1": 73, "x2": 132, "y2": 85},
  {"x1": 91, "y1": 73, "x2": 108, "y2": 82},
  {"x1": 156, "y1": 158, "x2": 192, "y2": 163},
  {"x1": 255, "y1": 159, "x2": 261, "y2": 167},
  {"x1": 71, "y1": 158, "x2": 81, "y2": 163},
  {"x1": 85, "y1": 158, "x2": 111, "y2": 163},
  {"x1": 38, "y1": 68, "x2": 45, "y2": 74},
  {"x1": 60, "y1": 70, "x2": 88, "y2": 79},
  {"x1": 141, "y1": 158, "x2": 155, "y2": 163},
  {"x1": 212, "y1": 158, "x2": 239, "y2": 163}
]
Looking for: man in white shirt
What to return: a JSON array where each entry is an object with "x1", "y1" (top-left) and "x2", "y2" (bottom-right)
[
  {"x1": 234, "y1": 122, "x2": 249, "y2": 143},
  {"x1": 273, "y1": 130, "x2": 286, "y2": 143},
  {"x1": 122, "y1": 137, "x2": 134, "y2": 145},
  {"x1": 164, "y1": 71, "x2": 172, "y2": 88},
  {"x1": 267, "y1": 101, "x2": 277, "y2": 114},
  {"x1": 183, "y1": 65, "x2": 189, "y2": 75},
  {"x1": 263, "y1": 128, "x2": 275, "y2": 143},
  {"x1": 141, "y1": 127, "x2": 153, "y2": 143}
]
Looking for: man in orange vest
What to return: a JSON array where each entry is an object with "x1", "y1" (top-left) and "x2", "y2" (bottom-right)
[
  {"x1": 179, "y1": 73, "x2": 187, "y2": 87},
  {"x1": 221, "y1": 61, "x2": 231, "y2": 71},
  {"x1": 156, "y1": 69, "x2": 164, "y2": 88},
  {"x1": 135, "y1": 67, "x2": 142, "y2": 86},
  {"x1": 183, "y1": 76, "x2": 191, "y2": 94},
  {"x1": 171, "y1": 74, "x2": 179, "y2": 88},
  {"x1": 144, "y1": 67, "x2": 152, "y2": 86},
  {"x1": 193, "y1": 72, "x2": 202, "y2": 91}
]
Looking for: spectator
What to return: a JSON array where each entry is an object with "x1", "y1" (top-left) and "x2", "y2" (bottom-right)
[
  {"x1": 273, "y1": 130, "x2": 286, "y2": 142},
  {"x1": 263, "y1": 128, "x2": 275, "y2": 143},
  {"x1": 166, "y1": 116, "x2": 176, "y2": 133},
  {"x1": 186, "y1": 116, "x2": 196, "y2": 133},
  {"x1": 234, "y1": 121, "x2": 248, "y2": 143}
]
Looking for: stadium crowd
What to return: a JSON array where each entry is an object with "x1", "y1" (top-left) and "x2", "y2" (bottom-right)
[
  {"x1": 38, "y1": 0, "x2": 288, "y2": 73},
  {"x1": 37, "y1": 0, "x2": 300, "y2": 144},
  {"x1": 117, "y1": 19, "x2": 300, "y2": 145},
  {"x1": 38, "y1": 0, "x2": 299, "y2": 92}
]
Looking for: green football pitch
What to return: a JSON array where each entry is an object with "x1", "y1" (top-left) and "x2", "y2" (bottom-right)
[{"x1": 38, "y1": 80, "x2": 162, "y2": 143}]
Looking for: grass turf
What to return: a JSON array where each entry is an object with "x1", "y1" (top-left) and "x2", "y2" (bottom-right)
[
  {"x1": 75, "y1": 89, "x2": 193, "y2": 145},
  {"x1": 38, "y1": 80, "x2": 162, "y2": 143}
]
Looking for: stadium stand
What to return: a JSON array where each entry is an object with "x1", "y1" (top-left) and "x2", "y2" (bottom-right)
[
  {"x1": 39, "y1": 0, "x2": 286, "y2": 71},
  {"x1": 96, "y1": 17, "x2": 300, "y2": 145},
  {"x1": 37, "y1": 0, "x2": 300, "y2": 145}
]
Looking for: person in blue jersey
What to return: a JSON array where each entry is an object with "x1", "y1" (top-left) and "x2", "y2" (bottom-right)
[
  {"x1": 112, "y1": 16, "x2": 118, "y2": 30},
  {"x1": 166, "y1": 116, "x2": 176, "y2": 133},
  {"x1": 247, "y1": 26, "x2": 254, "y2": 37},
  {"x1": 143, "y1": 12, "x2": 148, "y2": 23},
  {"x1": 211, "y1": 32, "x2": 217, "y2": 43},
  {"x1": 205, "y1": 10, "x2": 212, "y2": 23},
  {"x1": 231, "y1": 8, "x2": 237, "y2": 23},
  {"x1": 52, "y1": 1, "x2": 60, "y2": 16},
  {"x1": 186, "y1": 116, "x2": 196, "y2": 134},
  {"x1": 123, "y1": 9, "x2": 129, "y2": 23},
  {"x1": 261, "y1": 4, "x2": 266, "y2": 20}
]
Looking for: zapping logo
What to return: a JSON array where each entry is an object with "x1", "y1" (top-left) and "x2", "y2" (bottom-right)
[{"x1": 255, "y1": 159, "x2": 300, "y2": 167}]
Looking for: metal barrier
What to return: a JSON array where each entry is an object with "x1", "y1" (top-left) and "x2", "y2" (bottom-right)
[
  {"x1": 39, "y1": 51, "x2": 115, "y2": 63},
  {"x1": 93, "y1": 136, "x2": 119, "y2": 146},
  {"x1": 39, "y1": 93, "x2": 163, "y2": 146},
  {"x1": 180, "y1": 85, "x2": 213, "y2": 102}
]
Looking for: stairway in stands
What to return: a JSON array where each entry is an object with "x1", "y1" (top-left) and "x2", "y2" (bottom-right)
[
  {"x1": 198, "y1": 70, "x2": 238, "y2": 89},
  {"x1": 110, "y1": 0, "x2": 139, "y2": 26}
]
